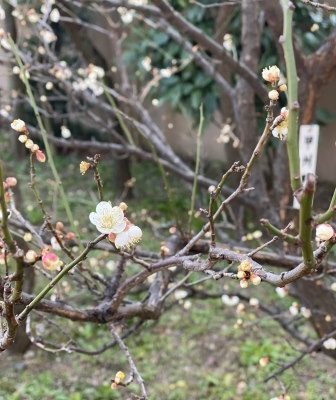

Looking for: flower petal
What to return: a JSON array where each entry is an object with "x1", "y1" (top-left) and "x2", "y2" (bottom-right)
[
  {"x1": 115, "y1": 231, "x2": 130, "y2": 249},
  {"x1": 89, "y1": 212, "x2": 99, "y2": 225},
  {"x1": 96, "y1": 201, "x2": 113, "y2": 216},
  {"x1": 95, "y1": 224, "x2": 116, "y2": 234},
  {"x1": 110, "y1": 206, "x2": 124, "y2": 221},
  {"x1": 111, "y1": 220, "x2": 127, "y2": 234},
  {"x1": 128, "y1": 225, "x2": 142, "y2": 240}
]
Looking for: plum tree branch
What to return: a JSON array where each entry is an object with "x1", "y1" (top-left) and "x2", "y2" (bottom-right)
[{"x1": 281, "y1": 0, "x2": 301, "y2": 192}]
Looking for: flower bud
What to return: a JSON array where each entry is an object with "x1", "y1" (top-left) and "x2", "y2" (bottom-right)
[
  {"x1": 25, "y1": 139, "x2": 34, "y2": 149},
  {"x1": 42, "y1": 251, "x2": 63, "y2": 270},
  {"x1": 108, "y1": 232, "x2": 116, "y2": 242},
  {"x1": 208, "y1": 185, "x2": 216, "y2": 193},
  {"x1": 36, "y1": 150, "x2": 46, "y2": 162},
  {"x1": 251, "y1": 274, "x2": 261, "y2": 286},
  {"x1": 279, "y1": 84, "x2": 287, "y2": 92},
  {"x1": 5, "y1": 177, "x2": 17, "y2": 187},
  {"x1": 316, "y1": 224, "x2": 334, "y2": 241},
  {"x1": 268, "y1": 90, "x2": 279, "y2": 101},
  {"x1": 239, "y1": 260, "x2": 251, "y2": 272},
  {"x1": 11, "y1": 118, "x2": 27, "y2": 133},
  {"x1": 80, "y1": 161, "x2": 91, "y2": 175},
  {"x1": 18, "y1": 134, "x2": 28, "y2": 143},
  {"x1": 23, "y1": 233, "x2": 33, "y2": 242},
  {"x1": 56, "y1": 221, "x2": 64, "y2": 231},
  {"x1": 240, "y1": 280, "x2": 249, "y2": 289},
  {"x1": 160, "y1": 245, "x2": 170, "y2": 256},
  {"x1": 66, "y1": 232, "x2": 76, "y2": 240},
  {"x1": 323, "y1": 338, "x2": 336, "y2": 350},
  {"x1": 119, "y1": 202, "x2": 128, "y2": 211},
  {"x1": 32, "y1": 144, "x2": 40, "y2": 152},
  {"x1": 259, "y1": 357, "x2": 269, "y2": 367},
  {"x1": 114, "y1": 371, "x2": 126, "y2": 384},
  {"x1": 237, "y1": 270, "x2": 246, "y2": 279},
  {"x1": 25, "y1": 249, "x2": 38, "y2": 263}
]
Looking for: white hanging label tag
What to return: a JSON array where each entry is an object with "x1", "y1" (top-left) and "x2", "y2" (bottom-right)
[{"x1": 293, "y1": 124, "x2": 320, "y2": 209}]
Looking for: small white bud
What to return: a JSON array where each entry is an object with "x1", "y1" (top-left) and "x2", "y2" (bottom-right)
[
  {"x1": 25, "y1": 250, "x2": 38, "y2": 263},
  {"x1": 279, "y1": 84, "x2": 287, "y2": 92},
  {"x1": 268, "y1": 90, "x2": 279, "y2": 101},
  {"x1": 18, "y1": 135, "x2": 28, "y2": 143},
  {"x1": 25, "y1": 139, "x2": 34, "y2": 149},
  {"x1": 46, "y1": 81, "x2": 54, "y2": 90},
  {"x1": 316, "y1": 224, "x2": 334, "y2": 241}
]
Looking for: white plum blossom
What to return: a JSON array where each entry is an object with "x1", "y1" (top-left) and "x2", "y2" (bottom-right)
[
  {"x1": 272, "y1": 108, "x2": 288, "y2": 141},
  {"x1": 114, "y1": 225, "x2": 143, "y2": 250},
  {"x1": 262, "y1": 65, "x2": 280, "y2": 83},
  {"x1": 323, "y1": 338, "x2": 336, "y2": 350},
  {"x1": 89, "y1": 201, "x2": 126, "y2": 234}
]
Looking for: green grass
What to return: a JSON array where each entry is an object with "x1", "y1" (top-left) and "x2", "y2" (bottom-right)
[{"x1": 1, "y1": 297, "x2": 335, "y2": 399}]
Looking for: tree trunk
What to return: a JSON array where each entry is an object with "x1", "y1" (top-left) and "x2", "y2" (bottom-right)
[{"x1": 235, "y1": 0, "x2": 279, "y2": 223}]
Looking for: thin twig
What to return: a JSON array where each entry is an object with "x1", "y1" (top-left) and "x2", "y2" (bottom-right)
[{"x1": 110, "y1": 324, "x2": 148, "y2": 399}]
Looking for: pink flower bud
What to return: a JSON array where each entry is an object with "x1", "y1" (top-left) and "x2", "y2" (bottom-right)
[
  {"x1": 108, "y1": 232, "x2": 116, "y2": 242},
  {"x1": 55, "y1": 221, "x2": 64, "y2": 231},
  {"x1": 5, "y1": 177, "x2": 17, "y2": 187},
  {"x1": 4, "y1": 191, "x2": 11, "y2": 203},
  {"x1": 42, "y1": 251, "x2": 63, "y2": 270},
  {"x1": 65, "y1": 232, "x2": 76, "y2": 240},
  {"x1": 35, "y1": 149, "x2": 46, "y2": 163}
]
